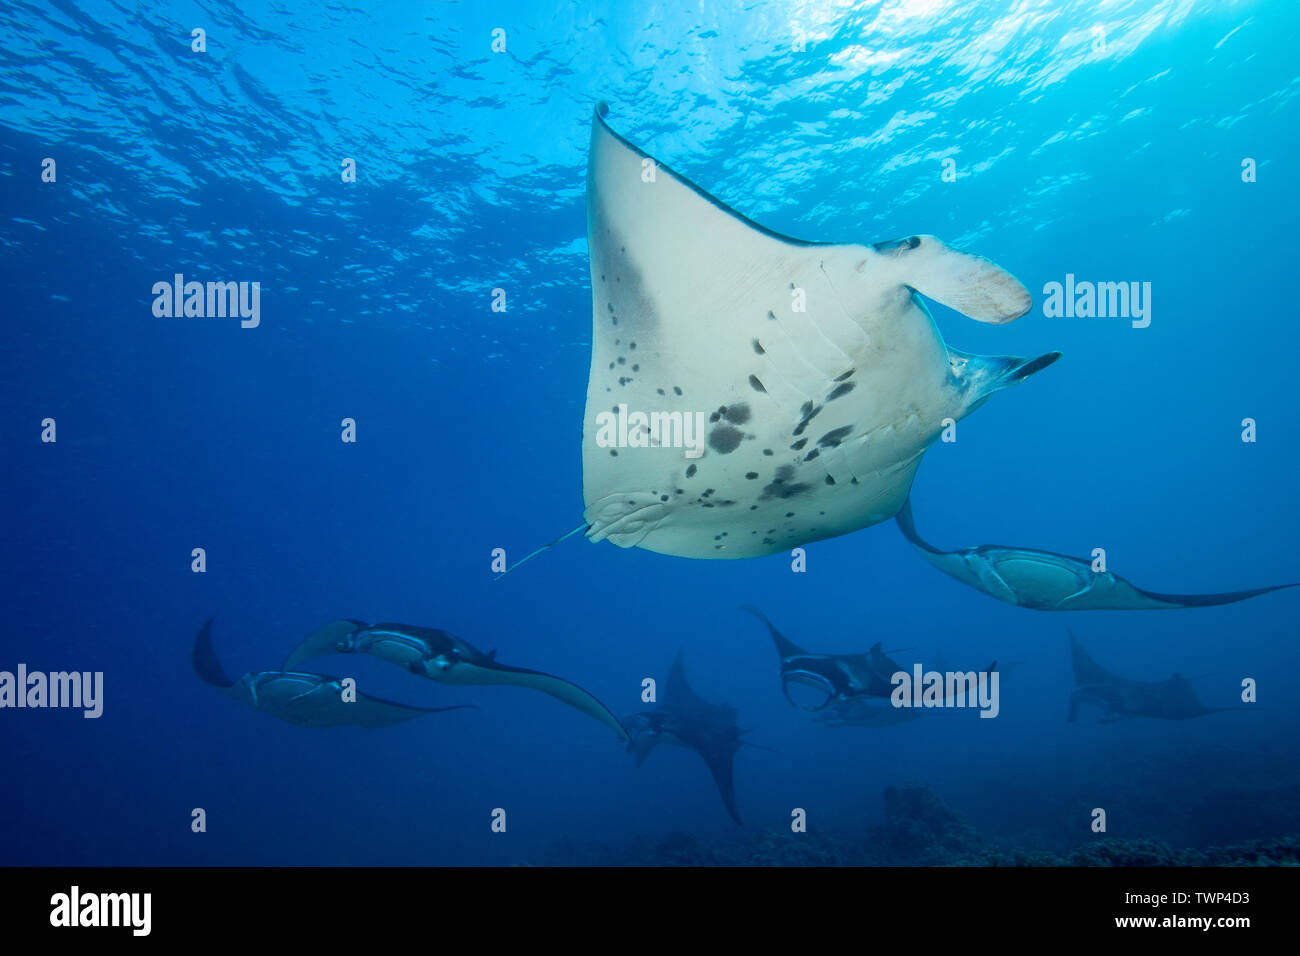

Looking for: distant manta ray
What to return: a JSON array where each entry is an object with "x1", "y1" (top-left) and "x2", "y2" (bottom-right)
[
  {"x1": 1068, "y1": 632, "x2": 1236, "y2": 723},
  {"x1": 495, "y1": 104, "x2": 1295, "y2": 615},
  {"x1": 742, "y1": 605, "x2": 995, "y2": 718},
  {"x1": 192, "y1": 619, "x2": 476, "y2": 728},
  {"x1": 625, "y1": 650, "x2": 750, "y2": 825},
  {"x1": 282, "y1": 619, "x2": 630, "y2": 742}
]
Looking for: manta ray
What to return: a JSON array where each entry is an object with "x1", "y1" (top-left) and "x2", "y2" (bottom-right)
[
  {"x1": 500, "y1": 104, "x2": 1295, "y2": 614},
  {"x1": 192, "y1": 619, "x2": 475, "y2": 728},
  {"x1": 897, "y1": 499, "x2": 1299, "y2": 610},
  {"x1": 625, "y1": 650, "x2": 747, "y2": 825},
  {"x1": 282, "y1": 619, "x2": 629, "y2": 742},
  {"x1": 578, "y1": 101, "x2": 1056, "y2": 560},
  {"x1": 743, "y1": 605, "x2": 995, "y2": 717},
  {"x1": 1068, "y1": 632, "x2": 1232, "y2": 723},
  {"x1": 742, "y1": 605, "x2": 903, "y2": 710}
]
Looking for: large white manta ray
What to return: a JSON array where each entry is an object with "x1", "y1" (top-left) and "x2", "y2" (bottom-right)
[{"x1": 581, "y1": 102, "x2": 1057, "y2": 560}]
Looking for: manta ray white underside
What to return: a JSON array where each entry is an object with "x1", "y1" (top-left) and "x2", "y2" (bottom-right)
[{"x1": 580, "y1": 103, "x2": 1050, "y2": 559}]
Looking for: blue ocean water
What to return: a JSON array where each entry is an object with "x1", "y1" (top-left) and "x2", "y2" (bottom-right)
[{"x1": 2, "y1": 0, "x2": 1297, "y2": 866}]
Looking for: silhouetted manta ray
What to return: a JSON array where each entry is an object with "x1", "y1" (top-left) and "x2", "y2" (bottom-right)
[
  {"x1": 192, "y1": 619, "x2": 475, "y2": 728},
  {"x1": 896, "y1": 498, "x2": 1299, "y2": 611},
  {"x1": 742, "y1": 605, "x2": 901, "y2": 710},
  {"x1": 625, "y1": 650, "x2": 746, "y2": 825},
  {"x1": 1068, "y1": 632, "x2": 1233, "y2": 723},
  {"x1": 281, "y1": 619, "x2": 629, "y2": 742},
  {"x1": 743, "y1": 605, "x2": 996, "y2": 715}
]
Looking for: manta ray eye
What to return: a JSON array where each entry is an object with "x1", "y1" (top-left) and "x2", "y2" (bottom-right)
[{"x1": 434, "y1": 655, "x2": 452, "y2": 671}]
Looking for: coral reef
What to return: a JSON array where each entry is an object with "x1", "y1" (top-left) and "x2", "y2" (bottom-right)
[{"x1": 537, "y1": 784, "x2": 1300, "y2": 867}]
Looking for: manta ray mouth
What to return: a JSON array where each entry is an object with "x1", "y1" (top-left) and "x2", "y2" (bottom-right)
[{"x1": 781, "y1": 671, "x2": 837, "y2": 712}]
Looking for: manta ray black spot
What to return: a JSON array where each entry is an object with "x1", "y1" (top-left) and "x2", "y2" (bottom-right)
[
  {"x1": 710, "y1": 412, "x2": 721, "y2": 423},
  {"x1": 686, "y1": 464, "x2": 697, "y2": 478},
  {"x1": 703, "y1": 488, "x2": 715, "y2": 496},
  {"x1": 804, "y1": 449, "x2": 820, "y2": 461},
  {"x1": 785, "y1": 512, "x2": 794, "y2": 518},
  {"x1": 657, "y1": 388, "x2": 665, "y2": 395},
  {"x1": 752, "y1": 339, "x2": 765, "y2": 355},
  {"x1": 617, "y1": 356, "x2": 626, "y2": 364},
  {"x1": 792, "y1": 405, "x2": 822, "y2": 436},
  {"x1": 818, "y1": 425, "x2": 853, "y2": 448},
  {"x1": 609, "y1": 449, "x2": 618, "y2": 456},
  {"x1": 850, "y1": 477, "x2": 859, "y2": 484},
  {"x1": 750, "y1": 505, "x2": 758, "y2": 510},
  {"x1": 608, "y1": 362, "x2": 615, "y2": 369},
  {"x1": 745, "y1": 472, "x2": 758, "y2": 479},
  {"x1": 629, "y1": 341, "x2": 637, "y2": 349},
  {"x1": 762, "y1": 448, "x2": 773, "y2": 456},
  {"x1": 709, "y1": 426, "x2": 743, "y2": 454},
  {"x1": 724, "y1": 403, "x2": 751, "y2": 425},
  {"x1": 760, "y1": 464, "x2": 812, "y2": 500},
  {"x1": 766, "y1": 310, "x2": 776, "y2": 320},
  {"x1": 632, "y1": 364, "x2": 639, "y2": 372},
  {"x1": 791, "y1": 438, "x2": 808, "y2": 451},
  {"x1": 660, "y1": 494, "x2": 669, "y2": 501},
  {"x1": 673, "y1": 386, "x2": 682, "y2": 396},
  {"x1": 608, "y1": 304, "x2": 614, "y2": 313},
  {"x1": 749, "y1": 375, "x2": 766, "y2": 393},
  {"x1": 834, "y1": 368, "x2": 855, "y2": 382},
  {"x1": 825, "y1": 475, "x2": 835, "y2": 485},
  {"x1": 827, "y1": 382, "x2": 855, "y2": 401}
]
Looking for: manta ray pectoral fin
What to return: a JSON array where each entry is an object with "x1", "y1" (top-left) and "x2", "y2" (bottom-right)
[
  {"x1": 876, "y1": 235, "x2": 1033, "y2": 324},
  {"x1": 448, "y1": 661, "x2": 632, "y2": 743},
  {"x1": 739, "y1": 605, "x2": 809, "y2": 659},
  {"x1": 192, "y1": 618, "x2": 235, "y2": 689},
  {"x1": 349, "y1": 695, "x2": 478, "y2": 729},
  {"x1": 1130, "y1": 581, "x2": 1300, "y2": 609},
  {"x1": 281, "y1": 619, "x2": 367, "y2": 670}
]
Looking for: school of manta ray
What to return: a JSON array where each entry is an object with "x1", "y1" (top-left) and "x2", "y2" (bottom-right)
[{"x1": 197, "y1": 104, "x2": 1297, "y2": 825}]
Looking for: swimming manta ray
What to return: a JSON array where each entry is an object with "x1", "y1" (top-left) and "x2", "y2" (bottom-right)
[
  {"x1": 1068, "y1": 632, "x2": 1232, "y2": 723},
  {"x1": 742, "y1": 605, "x2": 901, "y2": 709},
  {"x1": 579, "y1": 101, "x2": 1057, "y2": 560},
  {"x1": 625, "y1": 650, "x2": 746, "y2": 825},
  {"x1": 497, "y1": 104, "x2": 1295, "y2": 613},
  {"x1": 743, "y1": 605, "x2": 995, "y2": 715},
  {"x1": 192, "y1": 619, "x2": 475, "y2": 728},
  {"x1": 897, "y1": 499, "x2": 1300, "y2": 611},
  {"x1": 281, "y1": 619, "x2": 630, "y2": 742}
]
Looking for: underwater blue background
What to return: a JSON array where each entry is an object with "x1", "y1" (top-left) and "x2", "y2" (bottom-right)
[{"x1": 2, "y1": 0, "x2": 1298, "y2": 865}]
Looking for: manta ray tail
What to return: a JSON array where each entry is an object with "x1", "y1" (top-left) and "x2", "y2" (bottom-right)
[
  {"x1": 493, "y1": 524, "x2": 589, "y2": 581},
  {"x1": 740, "y1": 605, "x2": 808, "y2": 658},
  {"x1": 193, "y1": 618, "x2": 234, "y2": 688}
]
